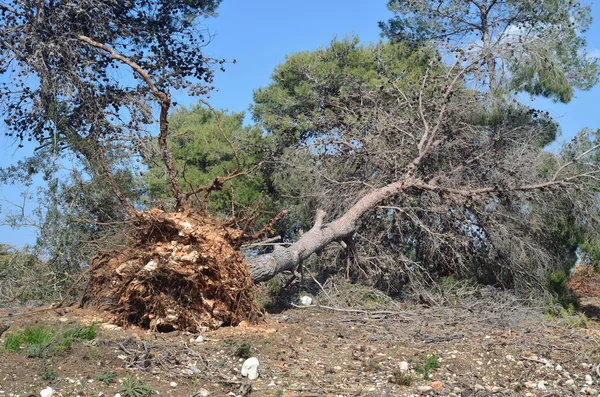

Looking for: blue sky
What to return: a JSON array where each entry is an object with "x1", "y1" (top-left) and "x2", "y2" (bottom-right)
[{"x1": 1, "y1": 0, "x2": 600, "y2": 247}]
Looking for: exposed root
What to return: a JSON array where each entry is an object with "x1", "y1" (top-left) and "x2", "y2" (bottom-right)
[{"x1": 82, "y1": 209, "x2": 260, "y2": 332}]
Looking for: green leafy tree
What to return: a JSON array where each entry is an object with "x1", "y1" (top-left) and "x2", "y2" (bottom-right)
[
  {"x1": 144, "y1": 105, "x2": 271, "y2": 223},
  {"x1": 380, "y1": 0, "x2": 599, "y2": 102}
]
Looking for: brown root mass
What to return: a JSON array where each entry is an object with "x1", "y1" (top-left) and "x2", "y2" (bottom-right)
[{"x1": 82, "y1": 209, "x2": 260, "y2": 332}]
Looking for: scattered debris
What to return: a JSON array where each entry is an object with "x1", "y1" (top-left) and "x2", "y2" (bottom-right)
[{"x1": 241, "y1": 357, "x2": 259, "y2": 380}]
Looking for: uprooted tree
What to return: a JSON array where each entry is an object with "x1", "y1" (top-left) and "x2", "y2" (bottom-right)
[{"x1": 1, "y1": 1, "x2": 600, "y2": 331}]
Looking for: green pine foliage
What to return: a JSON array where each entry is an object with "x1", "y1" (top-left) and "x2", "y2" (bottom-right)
[{"x1": 144, "y1": 105, "x2": 271, "y2": 220}]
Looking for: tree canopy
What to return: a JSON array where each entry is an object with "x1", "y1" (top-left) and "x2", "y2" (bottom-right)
[{"x1": 380, "y1": 0, "x2": 599, "y2": 102}]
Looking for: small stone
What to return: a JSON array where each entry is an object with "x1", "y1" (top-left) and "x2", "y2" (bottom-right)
[
  {"x1": 114, "y1": 394, "x2": 121, "y2": 397},
  {"x1": 196, "y1": 389, "x2": 210, "y2": 397},
  {"x1": 241, "y1": 357, "x2": 260, "y2": 380},
  {"x1": 399, "y1": 361, "x2": 409, "y2": 372},
  {"x1": 195, "y1": 334, "x2": 204, "y2": 343},
  {"x1": 299, "y1": 296, "x2": 312, "y2": 306},
  {"x1": 537, "y1": 381, "x2": 546, "y2": 390},
  {"x1": 555, "y1": 364, "x2": 563, "y2": 371},
  {"x1": 169, "y1": 381, "x2": 177, "y2": 387},
  {"x1": 40, "y1": 387, "x2": 54, "y2": 397},
  {"x1": 565, "y1": 379, "x2": 575, "y2": 386},
  {"x1": 431, "y1": 381, "x2": 444, "y2": 390},
  {"x1": 586, "y1": 375, "x2": 593, "y2": 385},
  {"x1": 417, "y1": 385, "x2": 433, "y2": 392}
]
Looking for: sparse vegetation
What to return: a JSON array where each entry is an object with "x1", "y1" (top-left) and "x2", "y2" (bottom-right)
[
  {"x1": 235, "y1": 343, "x2": 252, "y2": 359},
  {"x1": 117, "y1": 377, "x2": 155, "y2": 397},
  {"x1": 390, "y1": 371, "x2": 414, "y2": 386},
  {"x1": 95, "y1": 371, "x2": 117, "y2": 385},
  {"x1": 3, "y1": 322, "x2": 98, "y2": 356},
  {"x1": 544, "y1": 305, "x2": 590, "y2": 329},
  {"x1": 415, "y1": 354, "x2": 439, "y2": 380}
]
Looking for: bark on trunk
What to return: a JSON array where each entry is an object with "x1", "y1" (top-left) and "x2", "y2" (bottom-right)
[{"x1": 247, "y1": 178, "x2": 411, "y2": 282}]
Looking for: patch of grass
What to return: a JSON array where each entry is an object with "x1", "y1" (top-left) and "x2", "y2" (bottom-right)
[
  {"x1": 3, "y1": 322, "x2": 99, "y2": 356},
  {"x1": 223, "y1": 339, "x2": 235, "y2": 346},
  {"x1": 235, "y1": 343, "x2": 252, "y2": 359},
  {"x1": 117, "y1": 376, "x2": 154, "y2": 397},
  {"x1": 390, "y1": 371, "x2": 414, "y2": 386},
  {"x1": 3, "y1": 324, "x2": 56, "y2": 351},
  {"x1": 95, "y1": 371, "x2": 117, "y2": 385},
  {"x1": 415, "y1": 354, "x2": 439, "y2": 380}
]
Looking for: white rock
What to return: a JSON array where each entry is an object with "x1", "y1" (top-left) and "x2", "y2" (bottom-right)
[
  {"x1": 195, "y1": 334, "x2": 204, "y2": 343},
  {"x1": 555, "y1": 364, "x2": 563, "y2": 371},
  {"x1": 114, "y1": 394, "x2": 122, "y2": 397},
  {"x1": 40, "y1": 387, "x2": 54, "y2": 397},
  {"x1": 299, "y1": 296, "x2": 312, "y2": 306},
  {"x1": 537, "y1": 381, "x2": 546, "y2": 390},
  {"x1": 169, "y1": 381, "x2": 178, "y2": 387},
  {"x1": 586, "y1": 375, "x2": 593, "y2": 385},
  {"x1": 565, "y1": 379, "x2": 575, "y2": 386},
  {"x1": 399, "y1": 361, "x2": 410, "y2": 372},
  {"x1": 196, "y1": 389, "x2": 210, "y2": 397},
  {"x1": 417, "y1": 385, "x2": 433, "y2": 392},
  {"x1": 241, "y1": 357, "x2": 260, "y2": 380}
]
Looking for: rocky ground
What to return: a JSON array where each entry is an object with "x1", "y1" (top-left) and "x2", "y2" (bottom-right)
[{"x1": 1, "y1": 285, "x2": 599, "y2": 397}]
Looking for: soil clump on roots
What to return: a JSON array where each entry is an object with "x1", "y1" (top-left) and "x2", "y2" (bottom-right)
[{"x1": 82, "y1": 209, "x2": 260, "y2": 332}]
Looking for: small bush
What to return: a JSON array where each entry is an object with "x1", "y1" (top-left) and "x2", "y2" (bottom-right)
[
  {"x1": 117, "y1": 376, "x2": 154, "y2": 397},
  {"x1": 415, "y1": 354, "x2": 439, "y2": 380},
  {"x1": 235, "y1": 343, "x2": 252, "y2": 359},
  {"x1": 547, "y1": 269, "x2": 578, "y2": 308}
]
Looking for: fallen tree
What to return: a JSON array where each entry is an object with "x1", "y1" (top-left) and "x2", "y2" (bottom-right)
[{"x1": 2, "y1": 2, "x2": 600, "y2": 332}]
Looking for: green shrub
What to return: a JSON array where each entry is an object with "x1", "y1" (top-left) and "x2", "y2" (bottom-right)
[
  {"x1": 415, "y1": 354, "x2": 439, "y2": 380},
  {"x1": 547, "y1": 270, "x2": 578, "y2": 309},
  {"x1": 235, "y1": 343, "x2": 252, "y2": 359}
]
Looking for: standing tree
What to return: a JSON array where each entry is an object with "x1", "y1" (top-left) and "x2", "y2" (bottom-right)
[
  {"x1": 380, "y1": 0, "x2": 599, "y2": 102},
  {"x1": 0, "y1": 0, "x2": 266, "y2": 331}
]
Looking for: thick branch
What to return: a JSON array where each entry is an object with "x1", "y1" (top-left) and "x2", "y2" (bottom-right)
[
  {"x1": 77, "y1": 35, "x2": 189, "y2": 211},
  {"x1": 247, "y1": 178, "x2": 412, "y2": 282}
]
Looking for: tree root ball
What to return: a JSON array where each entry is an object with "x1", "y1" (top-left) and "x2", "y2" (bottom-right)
[{"x1": 82, "y1": 209, "x2": 260, "y2": 332}]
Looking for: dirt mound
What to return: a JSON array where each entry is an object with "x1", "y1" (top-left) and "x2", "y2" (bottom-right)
[{"x1": 82, "y1": 209, "x2": 260, "y2": 332}]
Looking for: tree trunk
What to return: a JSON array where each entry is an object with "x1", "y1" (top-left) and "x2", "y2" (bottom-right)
[{"x1": 247, "y1": 178, "x2": 411, "y2": 282}]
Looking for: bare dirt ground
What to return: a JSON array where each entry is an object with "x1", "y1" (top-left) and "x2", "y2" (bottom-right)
[{"x1": 1, "y1": 285, "x2": 600, "y2": 397}]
